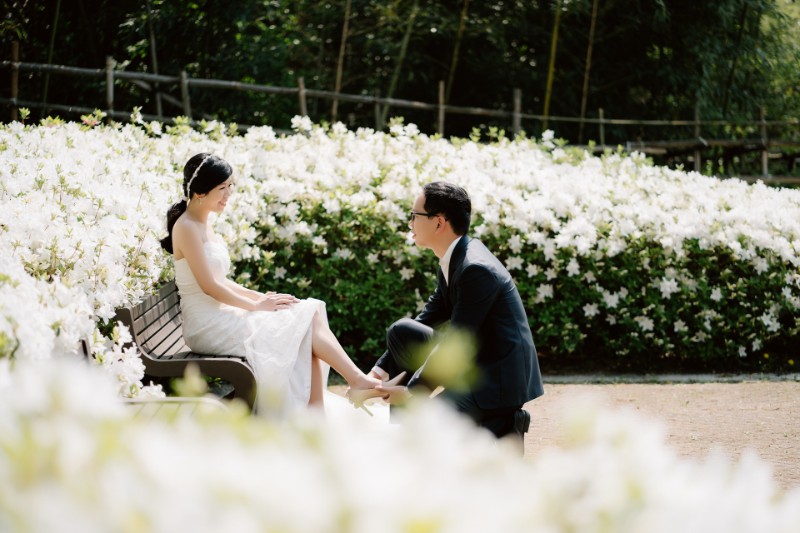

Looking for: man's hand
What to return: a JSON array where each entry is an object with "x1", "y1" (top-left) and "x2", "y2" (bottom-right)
[{"x1": 375, "y1": 383, "x2": 412, "y2": 405}]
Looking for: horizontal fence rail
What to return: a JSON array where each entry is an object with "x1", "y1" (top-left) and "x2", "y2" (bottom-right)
[{"x1": 3, "y1": 54, "x2": 799, "y2": 183}]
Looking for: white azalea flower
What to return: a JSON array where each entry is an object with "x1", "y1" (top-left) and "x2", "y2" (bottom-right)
[
  {"x1": 290, "y1": 115, "x2": 313, "y2": 132},
  {"x1": 505, "y1": 256, "x2": 524, "y2": 271},
  {"x1": 659, "y1": 277, "x2": 680, "y2": 298},
  {"x1": 566, "y1": 258, "x2": 580, "y2": 277},
  {"x1": 634, "y1": 315, "x2": 655, "y2": 332},
  {"x1": 602, "y1": 291, "x2": 620, "y2": 309},
  {"x1": 760, "y1": 311, "x2": 780, "y2": 333},
  {"x1": 333, "y1": 248, "x2": 353, "y2": 261},
  {"x1": 535, "y1": 284, "x2": 554, "y2": 302}
]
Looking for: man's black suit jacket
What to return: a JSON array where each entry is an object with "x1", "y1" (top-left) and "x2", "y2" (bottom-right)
[{"x1": 378, "y1": 236, "x2": 544, "y2": 409}]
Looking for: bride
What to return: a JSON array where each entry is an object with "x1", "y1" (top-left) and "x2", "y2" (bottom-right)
[{"x1": 160, "y1": 153, "x2": 386, "y2": 417}]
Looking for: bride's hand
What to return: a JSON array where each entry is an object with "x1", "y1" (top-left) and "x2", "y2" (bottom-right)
[{"x1": 256, "y1": 292, "x2": 299, "y2": 311}]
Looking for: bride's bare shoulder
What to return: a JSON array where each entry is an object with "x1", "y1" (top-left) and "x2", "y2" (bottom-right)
[
  {"x1": 174, "y1": 213, "x2": 203, "y2": 233},
  {"x1": 172, "y1": 214, "x2": 206, "y2": 252}
]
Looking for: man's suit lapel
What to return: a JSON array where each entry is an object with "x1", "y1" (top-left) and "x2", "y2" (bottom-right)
[
  {"x1": 437, "y1": 267, "x2": 449, "y2": 307},
  {"x1": 447, "y1": 236, "x2": 470, "y2": 298}
]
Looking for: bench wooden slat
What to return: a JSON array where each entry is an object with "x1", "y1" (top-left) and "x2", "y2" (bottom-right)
[
  {"x1": 154, "y1": 351, "x2": 247, "y2": 363},
  {"x1": 138, "y1": 315, "x2": 180, "y2": 349},
  {"x1": 147, "y1": 326, "x2": 186, "y2": 356},
  {"x1": 133, "y1": 293, "x2": 181, "y2": 335},
  {"x1": 131, "y1": 282, "x2": 179, "y2": 322},
  {"x1": 114, "y1": 279, "x2": 257, "y2": 411}
]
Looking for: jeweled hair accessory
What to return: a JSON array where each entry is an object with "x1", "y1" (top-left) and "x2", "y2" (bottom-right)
[{"x1": 185, "y1": 154, "x2": 211, "y2": 202}]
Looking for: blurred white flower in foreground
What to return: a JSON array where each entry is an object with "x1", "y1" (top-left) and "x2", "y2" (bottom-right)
[{"x1": 1, "y1": 360, "x2": 798, "y2": 533}]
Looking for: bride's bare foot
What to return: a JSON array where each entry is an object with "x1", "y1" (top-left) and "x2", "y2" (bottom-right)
[
  {"x1": 346, "y1": 376, "x2": 382, "y2": 416},
  {"x1": 350, "y1": 375, "x2": 382, "y2": 392}
]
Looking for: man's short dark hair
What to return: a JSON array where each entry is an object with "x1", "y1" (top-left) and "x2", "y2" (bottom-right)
[{"x1": 423, "y1": 181, "x2": 471, "y2": 235}]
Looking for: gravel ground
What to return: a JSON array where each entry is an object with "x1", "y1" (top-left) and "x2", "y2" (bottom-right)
[{"x1": 524, "y1": 377, "x2": 800, "y2": 492}]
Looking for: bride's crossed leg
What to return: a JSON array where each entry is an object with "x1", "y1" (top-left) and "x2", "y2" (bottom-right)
[{"x1": 307, "y1": 310, "x2": 379, "y2": 408}]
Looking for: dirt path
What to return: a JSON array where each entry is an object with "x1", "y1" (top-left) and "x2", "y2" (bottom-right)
[{"x1": 524, "y1": 380, "x2": 800, "y2": 491}]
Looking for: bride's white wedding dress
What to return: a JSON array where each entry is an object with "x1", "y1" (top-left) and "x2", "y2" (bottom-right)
[{"x1": 174, "y1": 240, "x2": 388, "y2": 422}]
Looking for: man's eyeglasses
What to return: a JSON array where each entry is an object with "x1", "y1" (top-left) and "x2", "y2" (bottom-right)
[{"x1": 408, "y1": 210, "x2": 436, "y2": 224}]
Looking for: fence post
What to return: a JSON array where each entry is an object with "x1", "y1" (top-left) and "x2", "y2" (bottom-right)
[
  {"x1": 437, "y1": 80, "x2": 445, "y2": 136},
  {"x1": 598, "y1": 107, "x2": 605, "y2": 147},
  {"x1": 512, "y1": 88, "x2": 522, "y2": 136},
  {"x1": 10, "y1": 41, "x2": 19, "y2": 121},
  {"x1": 180, "y1": 70, "x2": 192, "y2": 119},
  {"x1": 693, "y1": 104, "x2": 701, "y2": 173},
  {"x1": 105, "y1": 56, "x2": 115, "y2": 122},
  {"x1": 760, "y1": 107, "x2": 768, "y2": 177},
  {"x1": 374, "y1": 90, "x2": 382, "y2": 131},
  {"x1": 297, "y1": 77, "x2": 307, "y2": 117}
]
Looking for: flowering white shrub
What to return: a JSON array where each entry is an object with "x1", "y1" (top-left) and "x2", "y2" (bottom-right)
[
  {"x1": 1, "y1": 116, "x2": 799, "y2": 388},
  {"x1": 0, "y1": 358, "x2": 798, "y2": 532},
  {"x1": 231, "y1": 120, "x2": 800, "y2": 370}
]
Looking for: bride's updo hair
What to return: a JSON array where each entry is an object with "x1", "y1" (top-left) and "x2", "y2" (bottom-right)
[{"x1": 160, "y1": 153, "x2": 233, "y2": 254}]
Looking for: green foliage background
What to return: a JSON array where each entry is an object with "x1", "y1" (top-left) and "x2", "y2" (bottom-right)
[{"x1": 3, "y1": 0, "x2": 800, "y2": 176}]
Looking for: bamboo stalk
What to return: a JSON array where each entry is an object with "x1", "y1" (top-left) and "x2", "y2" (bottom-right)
[
  {"x1": 578, "y1": 0, "x2": 598, "y2": 144},
  {"x1": 438, "y1": 80, "x2": 445, "y2": 135},
  {"x1": 760, "y1": 107, "x2": 769, "y2": 177},
  {"x1": 10, "y1": 42, "x2": 19, "y2": 121},
  {"x1": 445, "y1": 0, "x2": 469, "y2": 104},
  {"x1": 542, "y1": 0, "x2": 563, "y2": 130},
  {"x1": 381, "y1": 0, "x2": 419, "y2": 127},
  {"x1": 145, "y1": 0, "x2": 163, "y2": 119},
  {"x1": 331, "y1": 0, "x2": 352, "y2": 122},
  {"x1": 43, "y1": 0, "x2": 62, "y2": 111}
]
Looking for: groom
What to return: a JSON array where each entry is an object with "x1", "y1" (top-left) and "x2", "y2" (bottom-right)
[{"x1": 371, "y1": 181, "x2": 544, "y2": 447}]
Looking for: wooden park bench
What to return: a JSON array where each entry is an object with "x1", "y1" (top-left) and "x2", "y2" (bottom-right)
[{"x1": 114, "y1": 280, "x2": 257, "y2": 411}]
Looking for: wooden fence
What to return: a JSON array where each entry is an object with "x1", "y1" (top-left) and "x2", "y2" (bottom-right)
[{"x1": 3, "y1": 49, "x2": 800, "y2": 183}]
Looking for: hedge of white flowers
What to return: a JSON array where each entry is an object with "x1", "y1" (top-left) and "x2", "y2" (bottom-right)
[
  {"x1": 1, "y1": 358, "x2": 798, "y2": 533},
  {"x1": 1, "y1": 114, "x2": 799, "y2": 393}
]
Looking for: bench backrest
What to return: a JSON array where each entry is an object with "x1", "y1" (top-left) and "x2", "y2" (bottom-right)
[{"x1": 117, "y1": 280, "x2": 189, "y2": 358}]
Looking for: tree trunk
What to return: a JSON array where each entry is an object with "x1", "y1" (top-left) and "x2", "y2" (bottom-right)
[
  {"x1": 542, "y1": 0, "x2": 563, "y2": 130},
  {"x1": 332, "y1": 0, "x2": 352, "y2": 122},
  {"x1": 578, "y1": 0, "x2": 599, "y2": 144},
  {"x1": 380, "y1": 0, "x2": 419, "y2": 127},
  {"x1": 445, "y1": 0, "x2": 470, "y2": 104}
]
